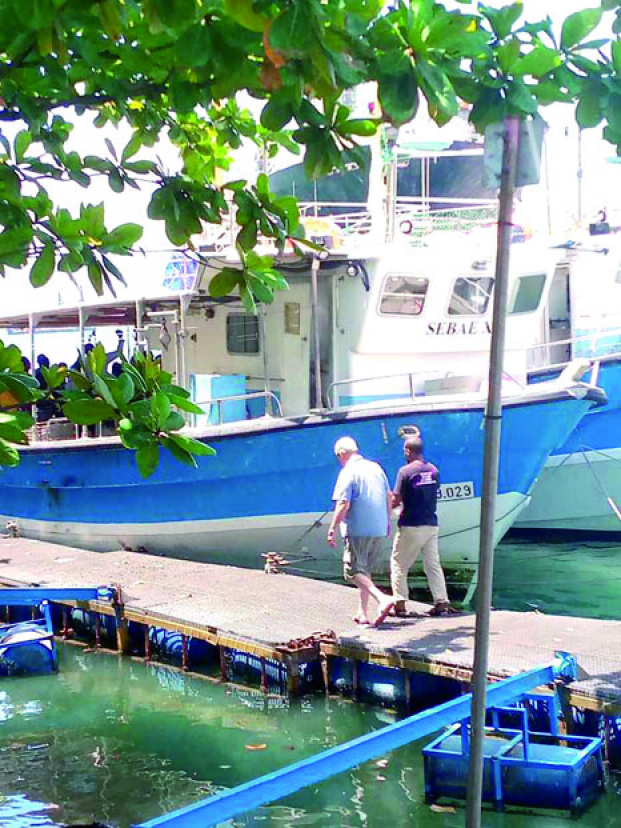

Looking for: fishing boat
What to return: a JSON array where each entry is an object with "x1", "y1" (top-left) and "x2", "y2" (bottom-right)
[
  {"x1": 515, "y1": 229, "x2": 621, "y2": 533},
  {"x1": 0, "y1": 233, "x2": 605, "y2": 583}
]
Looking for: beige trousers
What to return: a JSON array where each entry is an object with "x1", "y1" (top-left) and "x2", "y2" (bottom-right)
[{"x1": 390, "y1": 525, "x2": 448, "y2": 604}]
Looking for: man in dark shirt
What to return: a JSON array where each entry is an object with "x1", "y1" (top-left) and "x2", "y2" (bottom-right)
[{"x1": 390, "y1": 437, "x2": 454, "y2": 617}]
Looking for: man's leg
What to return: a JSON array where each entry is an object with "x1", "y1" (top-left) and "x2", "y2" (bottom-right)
[
  {"x1": 420, "y1": 527, "x2": 449, "y2": 606},
  {"x1": 390, "y1": 527, "x2": 423, "y2": 612}
]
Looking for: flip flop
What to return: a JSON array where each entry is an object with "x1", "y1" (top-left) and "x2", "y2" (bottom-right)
[
  {"x1": 373, "y1": 601, "x2": 395, "y2": 628},
  {"x1": 353, "y1": 616, "x2": 371, "y2": 626}
]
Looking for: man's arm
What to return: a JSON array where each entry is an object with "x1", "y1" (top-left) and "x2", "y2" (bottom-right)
[
  {"x1": 327, "y1": 499, "x2": 350, "y2": 548},
  {"x1": 385, "y1": 490, "x2": 393, "y2": 536},
  {"x1": 391, "y1": 467, "x2": 403, "y2": 509}
]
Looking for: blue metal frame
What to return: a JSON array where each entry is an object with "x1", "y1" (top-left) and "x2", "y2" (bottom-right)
[
  {"x1": 0, "y1": 586, "x2": 115, "y2": 673},
  {"x1": 137, "y1": 654, "x2": 577, "y2": 828},
  {"x1": 0, "y1": 587, "x2": 115, "y2": 605}
]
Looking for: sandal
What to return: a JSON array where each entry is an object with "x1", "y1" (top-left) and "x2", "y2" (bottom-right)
[
  {"x1": 353, "y1": 616, "x2": 371, "y2": 626},
  {"x1": 428, "y1": 602, "x2": 458, "y2": 617}
]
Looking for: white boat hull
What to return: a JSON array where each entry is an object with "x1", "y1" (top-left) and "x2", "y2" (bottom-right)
[{"x1": 515, "y1": 447, "x2": 621, "y2": 533}]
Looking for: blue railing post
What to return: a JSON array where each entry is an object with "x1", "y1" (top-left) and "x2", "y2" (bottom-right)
[{"x1": 136, "y1": 654, "x2": 577, "y2": 828}]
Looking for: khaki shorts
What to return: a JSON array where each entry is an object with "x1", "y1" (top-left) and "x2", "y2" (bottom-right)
[{"x1": 343, "y1": 536, "x2": 382, "y2": 581}]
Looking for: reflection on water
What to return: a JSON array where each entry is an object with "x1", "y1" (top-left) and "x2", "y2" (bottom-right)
[{"x1": 0, "y1": 539, "x2": 620, "y2": 828}]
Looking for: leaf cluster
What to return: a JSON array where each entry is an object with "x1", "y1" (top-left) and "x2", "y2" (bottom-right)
[{"x1": 0, "y1": 338, "x2": 214, "y2": 478}]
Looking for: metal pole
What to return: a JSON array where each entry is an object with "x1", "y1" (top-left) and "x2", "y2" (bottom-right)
[
  {"x1": 28, "y1": 313, "x2": 37, "y2": 433},
  {"x1": 259, "y1": 307, "x2": 272, "y2": 415},
  {"x1": 464, "y1": 115, "x2": 520, "y2": 828},
  {"x1": 310, "y1": 256, "x2": 323, "y2": 408},
  {"x1": 178, "y1": 296, "x2": 187, "y2": 391},
  {"x1": 577, "y1": 128, "x2": 583, "y2": 228}
]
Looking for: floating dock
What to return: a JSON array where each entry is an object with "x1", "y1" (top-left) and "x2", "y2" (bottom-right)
[{"x1": 1, "y1": 537, "x2": 620, "y2": 714}]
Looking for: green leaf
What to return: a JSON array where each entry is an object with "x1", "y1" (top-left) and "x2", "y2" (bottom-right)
[
  {"x1": 30, "y1": 243, "x2": 55, "y2": 288},
  {"x1": 378, "y1": 69, "x2": 419, "y2": 126},
  {"x1": 136, "y1": 443, "x2": 160, "y2": 478},
  {"x1": 152, "y1": 390, "x2": 171, "y2": 430},
  {"x1": 163, "y1": 410, "x2": 186, "y2": 431},
  {"x1": 0, "y1": 438, "x2": 20, "y2": 468},
  {"x1": 515, "y1": 45, "x2": 561, "y2": 78},
  {"x1": 481, "y1": 3, "x2": 523, "y2": 40},
  {"x1": 612, "y1": 40, "x2": 621, "y2": 73},
  {"x1": 260, "y1": 98, "x2": 294, "y2": 132},
  {"x1": 224, "y1": 0, "x2": 268, "y2": 32},
  {"x1": 63, "y1": 399, "x2": 117, "y2": 425},
  {"x1": 270, "y1": 6, "x2": 314, "y2": 55},
  {"x1": 88, "y1": 261, "x2": 104, "y2": 295},
  {"x1": 167, "y1": 433, "x2": 216, "y2": 456},
  {"x1": 14, "y1": 130, "x2": 32, "y2": 162},
  {"x1": 576, "y1": 93, "x2": 603, "y2": 128},
  {"x1": 161, "y1": 436, "x2": 197, "y2": 467},
  {"x1": 104, "y1": 223, "x2": 143, "y2": 250},
  {"x1": 112, "y1": 373, "x2": 135, "y2": 408},
  {"x1": 338, "y1": 119, "x2": 378, "y2": 137},
  {"x1": 560, "y1": 8, "x2": 602, "y2": 51},
  {"x1": 93, "y1": 375, "x2": 117, "y2": 408},
  {"x1": 209, "y1": 267, "x2": 241, "y2": 297},
  {"x1": 0, "y1": 423, "x2": 29, "y2": 445},
  {"x1": 67, "y1": 370, "x2": 92, "y2": 391},
  {"x1": 168, "y1": 394, "x2": 204, "y2": 415}
]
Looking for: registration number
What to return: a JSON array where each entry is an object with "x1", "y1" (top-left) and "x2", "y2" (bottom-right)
[{"x1": 437, "y1": 482, "x2": 475, "y2": 501}]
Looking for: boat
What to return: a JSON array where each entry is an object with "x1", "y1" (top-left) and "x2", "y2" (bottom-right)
[
  {"x1": 515, "y1": 229, "x2": 621, "y2": 533},
  {"x1": 0, "y1": 236, "x2": 606, "y2": 584}
]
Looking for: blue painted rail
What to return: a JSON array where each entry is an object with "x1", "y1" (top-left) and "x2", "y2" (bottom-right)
[
  {"x1": 0, "y1": 587, "x2": 115, "y2": 605},
  {"x1": 0, "y1": 586, "x2": 116, "y2": 674},
  {"x1": 136, "y1": 653, "x2": 577, "y2": 828}
]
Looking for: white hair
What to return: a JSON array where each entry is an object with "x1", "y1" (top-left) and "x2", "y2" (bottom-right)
[{"x1": 334, "y1": 436, "x2": 359, "y2": 456}]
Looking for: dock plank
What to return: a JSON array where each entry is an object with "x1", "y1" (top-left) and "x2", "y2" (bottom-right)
[{"x1": 1, "y1": 537, "x2": 620, "y2": 708}]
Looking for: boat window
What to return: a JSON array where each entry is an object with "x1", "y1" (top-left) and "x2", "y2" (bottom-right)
[
  {"x1": 226, "y1": 313, "x2": 260, "y2": 354},
  {"x1": 448, "y1": 277, "x2": 494, "y2": 316},
  {"x1": 508, "y1": 273, "x2": 546, "y2": 314},
  {"x1": 378, "y1": 274, "x2": 428, "y2": 316}
]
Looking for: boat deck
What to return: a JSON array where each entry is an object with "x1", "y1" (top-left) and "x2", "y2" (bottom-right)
[{"x1": 1, "y1": 537, "x2": 620, "y2": 712}]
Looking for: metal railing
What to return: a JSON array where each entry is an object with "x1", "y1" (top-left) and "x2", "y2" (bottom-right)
[
  {"x1": 520, "y1": 327, "x2": 621, "y2": 374},
  {"x1": 327, "y1": 369, "x2": 485, "y2": 409},
  {"x1": 193, "y1": 390, "x2": 283, "y2": 424}
]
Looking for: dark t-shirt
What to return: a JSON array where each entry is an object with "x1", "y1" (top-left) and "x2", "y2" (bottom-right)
[{"x1": 393, "y1": 459, "x2": 439, "y2": 527}]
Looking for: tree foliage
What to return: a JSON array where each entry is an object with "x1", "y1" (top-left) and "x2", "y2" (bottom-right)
[
  {"x1": 0, "y1": 0, "x2": 620, "y2": 306},
  {"x1": 0, "y1": 339, "x2": 212, "y2": 477}
]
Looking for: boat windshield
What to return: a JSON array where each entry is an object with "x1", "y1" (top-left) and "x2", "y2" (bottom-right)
[
  {"x1": 378, "y1": 274, "x2": 428, "y2": 316},
  {"x1": 448, "y1": 277, "x2": 494, "y2": 315}
]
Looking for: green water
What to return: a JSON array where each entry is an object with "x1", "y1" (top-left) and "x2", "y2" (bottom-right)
[
  {"x1": 494, "y1": 537, "x2": 621, "y2": 620},
  {"x1": 1, "y1": 539, "x2": 621, "y2": 828}
]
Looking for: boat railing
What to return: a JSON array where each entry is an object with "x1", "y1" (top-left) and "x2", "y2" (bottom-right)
[
  {"x1": 521, "y1": 327, "x2": 621, "y2": 375},
  {"x1": 199, "y1": 198, "x2": 499, "y2": 254},
  {"x1": 192, "y1": 390, "x2": 284, "y2": 424},
  {"x1": 327, "y1": 369, "x2": 487, "y2": 408}
]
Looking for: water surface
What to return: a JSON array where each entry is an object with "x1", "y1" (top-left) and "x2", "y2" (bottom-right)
[{"x1": 1, "y1": 641, "x2": 620, "y2": 828}]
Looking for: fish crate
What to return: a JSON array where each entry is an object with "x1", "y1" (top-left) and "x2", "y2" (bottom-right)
[{"x1": 423, "y1": 714, "x2": 605, "y2": 813}]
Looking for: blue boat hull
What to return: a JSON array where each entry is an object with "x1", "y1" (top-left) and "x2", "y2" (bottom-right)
[{"x1": 0, "y1": 392, "x2": 595, "y2": 575}]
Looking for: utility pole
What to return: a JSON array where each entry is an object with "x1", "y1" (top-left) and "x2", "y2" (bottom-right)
[{"x1": 465, "y1": 115, "x2": 520, "y2": 828}]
